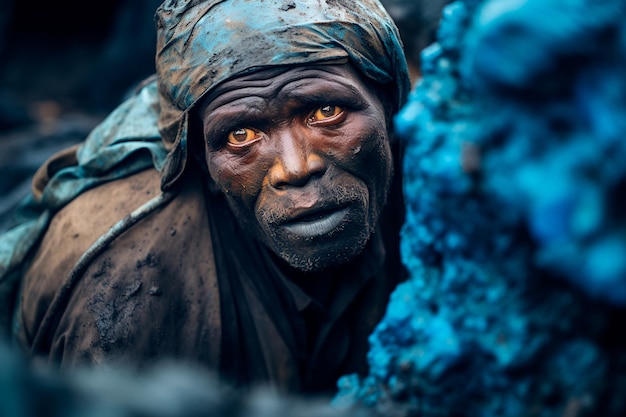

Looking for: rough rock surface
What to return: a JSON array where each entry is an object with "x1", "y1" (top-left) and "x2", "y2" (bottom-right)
[{"x1": 334, "y1": 1, "x2": 626, "y2": 416}]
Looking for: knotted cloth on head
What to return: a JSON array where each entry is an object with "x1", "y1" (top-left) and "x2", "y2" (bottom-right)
[{"x1": 154, "y1": 0, "x2": 411, "y2": 189}]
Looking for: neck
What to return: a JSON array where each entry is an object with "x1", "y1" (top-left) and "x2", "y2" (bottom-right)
[{"x1": 272, "y1": 252, "x2": 343, "y2": 306}]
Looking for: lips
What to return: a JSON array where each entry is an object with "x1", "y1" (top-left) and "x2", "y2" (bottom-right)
[{"x1": 281, "y1": 206, "x2": 350, "y2": 238}]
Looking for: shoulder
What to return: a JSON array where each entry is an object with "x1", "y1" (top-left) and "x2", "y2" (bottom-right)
[
  {"x1": 18, "y1": 168, "x2": 161, "y2": 344},
  {"x1": 16, "y1": 169, "x2": 221, "y2": 366},
  {"x1": 34, "y1": 168, "x2": 162, "y2": 275}
]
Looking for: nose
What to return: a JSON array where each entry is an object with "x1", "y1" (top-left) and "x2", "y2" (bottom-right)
[{"x1": 268, "y1": 128, "x2": 327, "y2": 189}]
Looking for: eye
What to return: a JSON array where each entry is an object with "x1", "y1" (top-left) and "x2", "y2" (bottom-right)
[
  {"x1": 227, "y1": 127, "x2": 263, "y2": 146},
  {"x1": 307, "y1": 105, "x2": 345, "y2": 125}
]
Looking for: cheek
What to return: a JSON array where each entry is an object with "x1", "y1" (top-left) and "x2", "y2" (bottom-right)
[
  {"x1": 336, "y1": 122, "x2": 393, "y2": 215},
  {"x1": 361, "y1": 131, "x2": 393, "y2": 205},
  {"x1": 332, "y1": 118, "x2": 392, "y2": 183},
  {"x1": 207, "y1": 151, "x2": 267, "y2": 207}
]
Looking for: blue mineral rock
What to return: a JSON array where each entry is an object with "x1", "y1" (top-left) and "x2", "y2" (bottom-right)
[{"x1": 335, "y1": 0, "x2": 626, "y2": 416}]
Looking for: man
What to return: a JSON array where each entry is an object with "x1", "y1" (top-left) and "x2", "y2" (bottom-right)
[{"x1": 0, "y1": 0, "x2": 410, "y2": 395}]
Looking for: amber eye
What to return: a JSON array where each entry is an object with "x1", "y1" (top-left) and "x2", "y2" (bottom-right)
[
  {"x1": 227, "y1": 127, "x2": 262, "y2": 146},
  {"x1": 308, "y1": 105, "x2": 344, "y2": 124}
]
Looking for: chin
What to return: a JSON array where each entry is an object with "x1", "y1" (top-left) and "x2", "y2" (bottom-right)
[
  {"x1": 259, "y1": 199, "x2": 381, "y2": 272},
  {"x1": 275, "y1": 243, "x2": 366, "y2": 272},
  {"x1": 270, "y1": 224, "x2": 373, "y2": 272}
]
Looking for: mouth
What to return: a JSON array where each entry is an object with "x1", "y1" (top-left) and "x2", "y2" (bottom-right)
[{"x1": 281, "y1": 206, "x2": 350, "y2": 238}]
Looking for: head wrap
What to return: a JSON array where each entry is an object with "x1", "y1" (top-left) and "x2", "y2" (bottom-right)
[{"x1": 154, "y1": 0, "x2": 411, "y2": 189}]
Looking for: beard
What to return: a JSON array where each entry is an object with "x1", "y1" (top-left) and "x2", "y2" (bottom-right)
[
  {"x1": 226, "y1": 177, "x2": 385, "y2": 272},
  {"x1": 258, "y1": 193, "x2": 373, "y2": 272}
]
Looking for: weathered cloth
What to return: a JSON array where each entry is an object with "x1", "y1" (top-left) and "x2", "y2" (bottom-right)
[
  {"x1": 0, "y1": 0, "x2": 411, "y2": 394},
  {"x1": 15, "y1": 154, "x2": 401, "y2": 392},
  {"x1": 0, "y1": 80, "x2": 167, "y2": 333}
]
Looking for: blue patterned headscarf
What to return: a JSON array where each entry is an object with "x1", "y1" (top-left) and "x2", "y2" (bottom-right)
[{"x1": 154, "y1": 0, "x2": 411, "y2": 188}]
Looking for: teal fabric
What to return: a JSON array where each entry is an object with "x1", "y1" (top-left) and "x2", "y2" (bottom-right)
[{"x1": 0, "y1": 80, "x2": 167, "y2": 287}]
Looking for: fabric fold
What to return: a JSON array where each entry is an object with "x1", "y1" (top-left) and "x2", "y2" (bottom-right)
[{"x1": 0, "y1": 79, "x2": 166, "y2": 293}]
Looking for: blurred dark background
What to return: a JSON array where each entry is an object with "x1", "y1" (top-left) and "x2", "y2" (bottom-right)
[
  {"x1": 0, "y1": 0, "x2": 161, "y2": 121},
  {"x1": 0, "y1": 0, "x2": 449, "y2": 230}
]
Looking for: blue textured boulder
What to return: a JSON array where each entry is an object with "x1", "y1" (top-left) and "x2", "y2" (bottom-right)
[{"x1": 335, "y1": 0, "x2": 626, "y2": 416}]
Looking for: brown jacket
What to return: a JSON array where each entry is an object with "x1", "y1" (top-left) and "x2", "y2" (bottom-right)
[
  {"x1": 15, "y1": 164, "x2": 402, "y2": 394},
  {"x1": 17, "y1": 168, "x2": 221, "y2": 368}
]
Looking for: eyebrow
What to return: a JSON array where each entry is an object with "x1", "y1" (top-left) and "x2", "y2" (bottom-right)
[
  {"x1": 203, "y1": 104, "x2": 267, "y2": 135},
  {"x1": 279, "y1": 81, "x2": 369, "y2": 109}
]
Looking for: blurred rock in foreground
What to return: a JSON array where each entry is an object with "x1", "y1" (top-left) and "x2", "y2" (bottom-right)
[
  {"x1": 0, "y1": 340, "x2": 373, "y2": 417},
  {"x1": 335, "y1": 0, "x2": 626, "y2": 416}
]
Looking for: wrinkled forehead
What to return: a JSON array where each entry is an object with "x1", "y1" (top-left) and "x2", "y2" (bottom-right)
[{"x1": 196, "y1": 62, "x2": 377, "y2": 114}]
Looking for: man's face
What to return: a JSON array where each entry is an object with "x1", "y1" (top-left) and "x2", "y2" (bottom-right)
[{"x1": 199, "y1": 64, "x2": 393, "y2": 272}]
